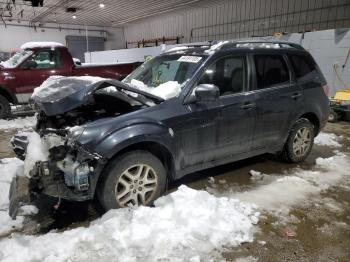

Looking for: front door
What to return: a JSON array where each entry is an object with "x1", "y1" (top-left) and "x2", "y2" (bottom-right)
[
  {"x1": 177, "y1": 54, "x2": 256, "y2": 166},
  {"x1": 203, "y1": 55, "x2": 256, "y2": 158}
]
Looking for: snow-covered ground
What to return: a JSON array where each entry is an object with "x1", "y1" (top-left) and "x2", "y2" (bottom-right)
[
  {"x1": 0, "y1": 123, "x2": 348, "y2": 261},
  {"x1": 0, "y1": 185, "x2": 258, "y2": 262},
  {"x1": 0, "y1": 116, "x2": 36, "y2": 130},
  {"x1": 314, "y1": 132, "x2": 342, "y2": 147}
]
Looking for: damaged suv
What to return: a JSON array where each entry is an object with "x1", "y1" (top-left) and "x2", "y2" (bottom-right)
[{"x1": 9, "y1": 40, "x2": 329, "y2": 218}]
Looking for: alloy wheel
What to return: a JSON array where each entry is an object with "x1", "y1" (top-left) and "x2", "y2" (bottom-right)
[
  {"x1": 292, "y1": 127, "x2": 312, "y2": 157},
  {"x1": 115, "y1": 164, "x2": 158, "y2": 207}
]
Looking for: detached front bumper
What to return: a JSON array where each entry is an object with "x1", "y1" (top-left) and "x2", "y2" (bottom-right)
[{"x1": 9, "y1": 176, "x2": 32, "y2": 219}]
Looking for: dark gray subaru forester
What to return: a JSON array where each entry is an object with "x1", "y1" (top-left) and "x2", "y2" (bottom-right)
[{"x1": 9, "y1": 40, "x2": 329, "y2": 217}]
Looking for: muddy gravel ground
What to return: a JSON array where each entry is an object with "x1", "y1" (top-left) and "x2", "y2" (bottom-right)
[{"x1": 0, "y1": 121, "x2": 349, "y2": 261}]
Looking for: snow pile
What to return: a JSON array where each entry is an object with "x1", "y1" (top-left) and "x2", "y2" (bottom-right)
[
  {"x1": 314, "y1": 132, "x2": 341, "y2": 147},
  {"x1": 0, "y1": 158, "x2": 25, "y2": 236},
  {"x1": 0, "y1": 116, "x2": 36, "y2": 130},
  {"x1": 32, "y1": 75, "x2": 105, "y2": 99},
  {"x1": 20, "y1": 42, "x2": 63, "y2": 50},
  {"x1": 167, "y1": 46, "x2": 190, "y2": 52},
  {"x1": 229, "y1": 151, "x2": 350, "y2": 216},
  {"x1": 130, "y1": 79, "x2": 181, "y2": 100},
  {"x1": 0, "y1": 185, "x2": 258, "y2": 261},
  {"x1": 249, "y1": 170, "x2": 264, "y2": 180},
  {"x1": 23, "y1": 132, "x2": 49, "y2": 176}
]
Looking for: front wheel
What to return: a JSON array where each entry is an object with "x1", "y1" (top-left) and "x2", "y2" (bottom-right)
[
  {"x1": 281, "y1": 118, "x2": 315, "y2": 163},
  {"x1": 97, "y1": 150, "x2": 167, "y2": 211}
]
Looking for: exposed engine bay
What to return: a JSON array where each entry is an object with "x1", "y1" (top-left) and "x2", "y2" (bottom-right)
[{"x1": 9, "y1": 76, "x2": 164, "y2": 218}]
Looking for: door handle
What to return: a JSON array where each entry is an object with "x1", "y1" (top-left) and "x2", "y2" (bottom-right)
[
  {"x1": 291, "y1": 93, "x2": 302, "y2": 99},
  {"x1": 240, "y1": 102, "x2": 256, "y2": 110}
]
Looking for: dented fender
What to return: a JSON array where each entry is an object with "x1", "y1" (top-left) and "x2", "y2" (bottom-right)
[{"x1": 91, "y1": 122, "x2": 176, "y2": 159}]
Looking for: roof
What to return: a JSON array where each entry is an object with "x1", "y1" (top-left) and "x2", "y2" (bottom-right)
[
  {"x1": 164, "y1": 40, "x2": 305, "y2": 56},
  {"x1": 220, "y1": 40, "x2": 305, "y2": 51},
  {"x1": 21, "y1": 42, "x2": 64, "y2": 50}
]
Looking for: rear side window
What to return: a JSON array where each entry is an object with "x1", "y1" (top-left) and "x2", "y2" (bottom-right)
[
  {"x1": 254, "y1": 55, "x2": 290, "y2": 89},
  {"x1": 288, "y1": 54, "x2": 317, "y2": 80}
]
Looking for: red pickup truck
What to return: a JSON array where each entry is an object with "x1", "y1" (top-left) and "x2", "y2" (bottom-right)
[{"x1": 0, "y1": 42, "x2": 139, "y2": 118}]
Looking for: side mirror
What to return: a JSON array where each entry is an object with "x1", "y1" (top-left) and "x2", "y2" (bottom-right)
[
  {"x1": 194, "y1": 84, "x2": 219, "y2": 102},
  {"x1": 23, "y1": 60, "x2": 37, "y2": 69}
]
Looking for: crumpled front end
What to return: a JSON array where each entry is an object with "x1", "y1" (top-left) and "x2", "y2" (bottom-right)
[{"x1": 9, "y1": 129, "x2": 106, "y2": 219}]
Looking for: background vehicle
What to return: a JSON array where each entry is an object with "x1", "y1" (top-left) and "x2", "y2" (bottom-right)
[
  {"x1": 0, "y1": 42, "x2": 140, "y2": 118},
  {"x1": 10, "y1": 40, "x2": 329, "y2": 217},
  {"x1": 328, "y1": 89, "x2": 350, "y2": 122}
]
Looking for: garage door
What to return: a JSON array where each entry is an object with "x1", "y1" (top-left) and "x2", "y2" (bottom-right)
[{"x1": 66, "y1": 35, "x2": 105, "y2": 62}]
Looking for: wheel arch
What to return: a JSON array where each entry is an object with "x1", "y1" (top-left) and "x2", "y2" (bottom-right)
[
  {"x1": 0, "y1": 85, "x2": 17, "y2": 104},
  {"x1": 95, "y1": 140, "x2": 176, "y2": 195},
  {"x1": 298, "y1": 112, "x2": 321, "y2": 135}
]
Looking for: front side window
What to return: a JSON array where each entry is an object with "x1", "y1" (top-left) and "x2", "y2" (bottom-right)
[
  {"x1": 28, "y1": 50, "x2": 61, "y2": 69},
  {"x1": 254, "y1": 55, "x2": 290, "y2": 89},
  {"x1": 199, "y1": 56, "x2": 246, "y2": 96}
]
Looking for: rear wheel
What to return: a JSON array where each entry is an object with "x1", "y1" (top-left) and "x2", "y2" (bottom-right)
[
  {"x1": 0, "y1": 94, "x2": 11, "y2": 119},
  {"x1": 328, "y1": 109, "x2": 338, "y2": 123},
  {"x1": 97, "y1": 150, "x2": 167, "y2": 211},
  {"x1": 281, "y1": 118, "x2": 314, "y2": 163}
]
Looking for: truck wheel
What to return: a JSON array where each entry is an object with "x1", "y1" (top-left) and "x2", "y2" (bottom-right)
[
  {"x1": 0, "y1": 94, "x2": 11, "y2": 119},
  {"x1": 328, "y1": 110, "x2": 338, "y2": 123},
  {"x1": 281, "y1": 118, "x2": 314, "y2": 163},
  {"x1": 97, "y1": 150, "x2": 167, "y2": 211}
]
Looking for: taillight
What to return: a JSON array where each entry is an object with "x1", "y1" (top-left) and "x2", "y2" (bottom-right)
[{"x1": 322, "y1": 84, "x2": 329, "y2": 97}]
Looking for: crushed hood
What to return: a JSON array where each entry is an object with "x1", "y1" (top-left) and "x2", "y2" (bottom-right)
[{"x1": 32, "y1": 76, "x2": 164, "y2": 116}]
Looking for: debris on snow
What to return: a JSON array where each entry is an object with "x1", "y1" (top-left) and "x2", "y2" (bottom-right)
[
  {"x1": 283, "y1": 227, "x2": 297, "y2": 238},
  {"x1": 208, "y1": 176, "x2": 215, "y2": 184},
  {"x1": 314, "y1": 132, "x2": 341, "y2": 147},
  {"x1": 249, "y1": 170, "x2": 264, "y2": 180},
  {"x1": 218, "y1": 179, "x2": 226, "y2": 184}
]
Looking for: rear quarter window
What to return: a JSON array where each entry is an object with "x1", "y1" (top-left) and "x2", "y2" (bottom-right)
[{"x1": 288, "y1": 54, "x2": 318, "y2": 81}]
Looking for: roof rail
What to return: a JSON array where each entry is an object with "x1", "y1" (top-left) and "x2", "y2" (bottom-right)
[{"x1": 222, "y1": 40, "x2": 305, "y2": 50}]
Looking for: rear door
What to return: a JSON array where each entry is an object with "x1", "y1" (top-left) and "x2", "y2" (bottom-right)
[{"x1": 251, "y1": 53, "x2": 302, "y2": 150}]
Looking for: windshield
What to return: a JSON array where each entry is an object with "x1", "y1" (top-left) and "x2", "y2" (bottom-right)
[
  {"x1": 123, "y1": 54, "x2": 205, "y2": 100},
  {"x1": 0, "y1": 50, "x2": 33, "y2": 68}
]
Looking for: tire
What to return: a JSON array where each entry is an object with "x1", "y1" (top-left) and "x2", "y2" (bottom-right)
[
  {"x1": 328, "y1": 109, "x2": 338, "y2": 123},
  {"x1": 97, "y1": 150, "x2": 167, "y2": 211},
  {"x1": 281, "y1": 118, "x2": 315, "y2": 163},
  {"x1": 0, "y1": 94, "x2": 11, "y2": 119}
]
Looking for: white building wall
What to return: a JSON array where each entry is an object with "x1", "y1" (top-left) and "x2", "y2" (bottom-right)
[
  {"x1": 123, "y1": 0, "x2": 350, "y2": 45},
  {"x1": 0, "y1": 22, "x2": 124, "y2": 52},
  {"x1": 281, "y1": 29, "x2": 350, "y2": 96}
]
